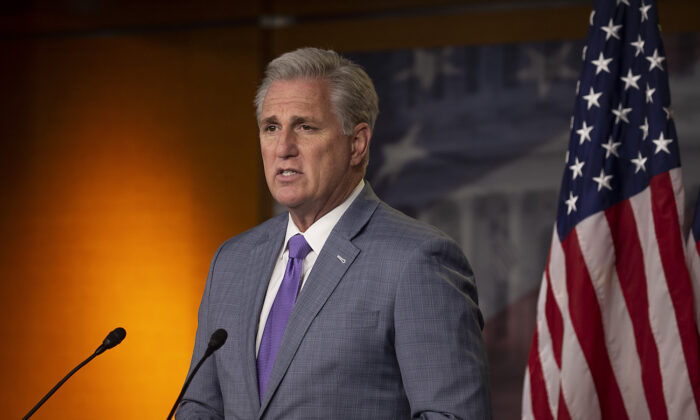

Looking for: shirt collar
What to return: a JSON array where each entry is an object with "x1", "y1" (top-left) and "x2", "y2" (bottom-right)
[{"x1": 284, "y1": 179, "x2": 365, "y2": 254}]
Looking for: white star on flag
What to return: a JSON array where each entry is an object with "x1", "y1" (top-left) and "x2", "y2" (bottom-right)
[
  {"x1": 576, "y1": 121, "x2": 594, "y2": 144},
  {"x1": 620, "y1": 69, "x2": 641, "y2": 90},
  {"x1": 591, "y1": 52, "x2": 613, "y2": 74},
  {"x1": 589, "y1": 10, "x2": 595, "y2": 26},
  {"x1": 652, "y1": 132, "x2": 673, "y2": 154},
  {"x1": 569, "y1": 157, "x2": 585, "y2": 179},
  {"x1": 640, "y1": 117, "x2": 649, "y2": 140},
  {"x1": 612, "y1": 103, "x2": 632, "y2": 124},
  {"x1": 640, "y1": 2, "x2": 651, "y2": 22},
  {"x1": 565, "y1": 191, "x2": 578, "y2": 214},
  {"x1": 394, "y1": 49, "x2": 461, "y2": 93},
  {"x1": 592, "y1": 169, "x2": 613, "y2": 191},
  {"x1": 601, "y1": 18, "x2": 623, "y2": 41},
  {"x1": 516, "y1": 44, "x2": 579, "y2": 98},
  {"x1": 646, "y1": 48, "x2": 666, "y2": 71},
  {"x1": 630, "y1": 35, "x2": 645, "y2": 56},
  {"x1": 582, "y1": 87, "x2": 602, "y2": 109},
  {"x1": 646, "y1": 83, "x2": 655, "y2": 103},
  {"x1": 601, "y1": 137, "x2": 622, "y2": 158},
  {"x1": 663, "y1": 106, "x2": 674, "y2": 120},
  {"x1": 617, "y1": 0, "x2": 630, "y2": 6},
  {"x1": 630, "y1": 151, "x2": 647, "y2": 173},
  {"x1": 373, "y1": 123, "x2": 427, "y2": 185}
]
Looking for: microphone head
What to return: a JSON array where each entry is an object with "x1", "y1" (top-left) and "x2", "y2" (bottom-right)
[
  {"x1": 102, "y1": 327, "x2": 126, "y2": 350},
  {"x1": 207, "y1": 329, "x2": 228, "y2": 351}
]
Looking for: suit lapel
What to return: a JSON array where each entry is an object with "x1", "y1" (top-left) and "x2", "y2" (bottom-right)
[
  {"x1": 258, "y1": 183, "x2": 380, "y2": 417},
  {"x1": 240, "y1": 214, "x2": 287, "y2": 412}
]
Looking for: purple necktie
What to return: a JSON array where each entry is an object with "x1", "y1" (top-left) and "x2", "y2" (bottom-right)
[{"x1": 257, "y1": 234, "x2": 312, "y2": 402}]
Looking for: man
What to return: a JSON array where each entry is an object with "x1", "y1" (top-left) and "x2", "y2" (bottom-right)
[{"x1": 176, "y1": 47, "x2": 491, "y2": 419}]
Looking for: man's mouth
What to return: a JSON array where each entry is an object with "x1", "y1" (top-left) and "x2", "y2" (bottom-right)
[{"x1": 279, "y1": 169, "x2": 300, "y2": 177}]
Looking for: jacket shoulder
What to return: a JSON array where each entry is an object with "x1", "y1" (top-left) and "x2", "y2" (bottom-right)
[
  {"x1": 365, "y1": 201, "x2": 455, "y2": 246},
  {"x1": 215, "y1": 212, "x2": 286, "y2": 256}
]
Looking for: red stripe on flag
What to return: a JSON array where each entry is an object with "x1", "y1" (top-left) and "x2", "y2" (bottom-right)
[
  {"x1": 528, "y1": 326, "x2": 555, "y2": 420},
  {"x1": 544, "y1": 252, "x2": 564, "y2": 369},
  {"x1": 557, "y1": 389, "x2": 572, "y2": 420},
  {"x1": 562, "y1": 231, "x2": 629, "y2": 420},
  {"x1": 650, "y1": 172, "x2": 700, "y2": 411},
  {"x1": 605, "y1": 200, "x2": 668, "y2": 420}
]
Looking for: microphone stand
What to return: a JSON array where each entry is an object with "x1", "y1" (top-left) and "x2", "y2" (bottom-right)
[
  {"x1": 167, "y1": 328, "x2": 227, "y2": 420},
  {"x1": 23, "y1": 352, "x2": 99, "y2": 420},
  {"x1": 22, "y1": 327, "x2": 126, "y2": 420},
  {"x1": 166, "y1": 348, "x2": 215, "y2": 420}
]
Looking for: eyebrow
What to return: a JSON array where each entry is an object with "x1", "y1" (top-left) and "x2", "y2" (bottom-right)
[
  {"x1": 261, "y1": 116, "x2": 279, "y2": 125},
  {"x1": 260, "y1": 115, "x2": 316, "y2": 125}
]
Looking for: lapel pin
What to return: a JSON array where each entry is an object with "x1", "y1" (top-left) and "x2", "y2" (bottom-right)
[{"x1": 336, "y1": 255, "x2": 346, "y2": 264}]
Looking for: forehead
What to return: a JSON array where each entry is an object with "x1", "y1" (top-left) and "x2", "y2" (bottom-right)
[{"x1": 261, "y1": 78, "x2": 331, "y2": 117}]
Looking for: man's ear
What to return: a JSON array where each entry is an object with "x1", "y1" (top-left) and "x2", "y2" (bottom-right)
[{"x1": 350, "y1": 123, "x2": 371, "y2": 167}]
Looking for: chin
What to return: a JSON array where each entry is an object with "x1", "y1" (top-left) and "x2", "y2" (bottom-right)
[{"x1": 272, "y1": 193, "x2": 305, "y2": 210}]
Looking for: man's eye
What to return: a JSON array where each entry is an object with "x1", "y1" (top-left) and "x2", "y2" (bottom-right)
[
  {"x1": 264, "y1": 125, "x2": 278, "y2": 132},
  {"x1": 300, "y1": 124, "x2": 314, "y2": 131}
]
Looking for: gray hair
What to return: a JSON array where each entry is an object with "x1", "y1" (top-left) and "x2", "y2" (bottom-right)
[{"x1": 254, "y1": 47, "x2": 379, "y2": 138}]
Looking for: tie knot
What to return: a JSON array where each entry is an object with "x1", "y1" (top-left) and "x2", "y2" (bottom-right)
[{"x1": 288, "y1": 234, "x2": 312, "y2": 260}]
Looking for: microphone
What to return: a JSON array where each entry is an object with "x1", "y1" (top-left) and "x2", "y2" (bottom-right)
[
  {"x1": 167, "y1": 329, "x2": 228, "y2": 420},
  {"x1": 204, "y1": 328, "x2": 228, "y2": 356},
  {"x1": 95, "y1": 327, "x2": 126, "y2": 355},
  {"x1": 22, "y1": 327, "x2": 127, "y2": 420}
]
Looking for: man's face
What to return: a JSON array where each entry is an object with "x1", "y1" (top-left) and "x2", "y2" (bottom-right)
[{"x1": 259, "y1": 78, "x2": 365, "y2": 228}]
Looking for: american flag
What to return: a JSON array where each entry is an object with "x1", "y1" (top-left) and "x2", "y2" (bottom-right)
[
  {"x1": 522, "y1": 1, "x2": 700, "y2": 419},
  {"x1": 688, "y1": 197, "x2": 700, "y2": 349}
]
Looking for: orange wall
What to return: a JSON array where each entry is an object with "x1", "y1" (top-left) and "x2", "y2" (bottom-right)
[
  {"x1": 0, "y1": 27, "x2": 262, "y2": 419},
  {"x1": 3, "y1": 2, "x2": 698, "y2": 419}
]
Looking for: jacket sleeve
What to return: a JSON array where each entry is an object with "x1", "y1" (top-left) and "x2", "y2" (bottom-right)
[
  {"x1": 175, "y1": 245, "x2": 226, "y2": 420},
  {"x1": 394, "y1": 236, "x2": 493, "y2": 420}
]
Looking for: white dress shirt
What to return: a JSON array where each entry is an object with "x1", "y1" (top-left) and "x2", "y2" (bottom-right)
[{"x1": 255, "y1": 180, "x2": 365, "y2": 354}]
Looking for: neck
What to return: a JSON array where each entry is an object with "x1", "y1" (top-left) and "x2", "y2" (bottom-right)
[{"x1": 289, "y1": 176, "x2": 362, "y2": 232}]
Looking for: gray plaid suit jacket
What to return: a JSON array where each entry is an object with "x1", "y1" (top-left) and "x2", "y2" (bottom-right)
[{"x1": 176, "y1": 184, "x2": 491, "y2": 419}]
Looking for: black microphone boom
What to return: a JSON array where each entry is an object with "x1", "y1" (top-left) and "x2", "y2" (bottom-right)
[
  {"x1": 22, "y1": 327, "x2": 127, "y2": 420},
  {"x1": 166, "y1": 329, "x2": 228, "y2": 420}
]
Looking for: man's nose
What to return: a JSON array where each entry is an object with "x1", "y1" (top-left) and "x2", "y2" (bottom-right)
[{"x1": 276, "y1": 128, "x2": 298, "y2": 158}]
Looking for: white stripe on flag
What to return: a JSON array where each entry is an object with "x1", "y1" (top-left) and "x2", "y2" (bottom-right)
[
  {"x1": 670, "y1": 168, "x2": 685, "y2": 230},
  {"x1": 534, "y1": 270, "x2": 558, "y2": 417},
  {"x1": 687, "y1": 232, "x2": 700, "y2": 334},
  {"x1": 522, "y1": 369, "x2": 534, "y2": 420},
  {"x1": 550, "y1": 233, "x2": 600, "y2": 420},
  {"x1": 575, "y1": 213, "x2": 650, "y2": 420},
  {"x1": 628, "y1": 171, "x2": 698, "y2": 420}
]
